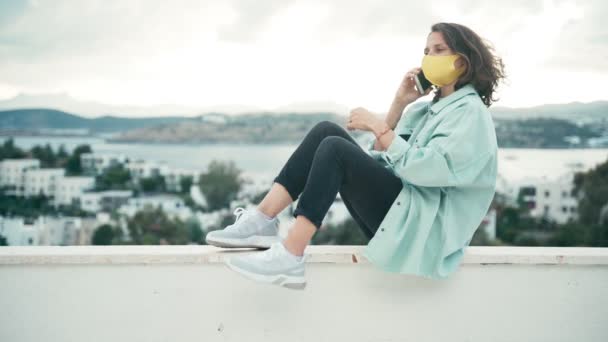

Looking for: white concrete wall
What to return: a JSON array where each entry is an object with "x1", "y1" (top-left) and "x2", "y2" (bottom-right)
[{"x1": 0, "y1": 245, "x2": 607, "y2": 342}]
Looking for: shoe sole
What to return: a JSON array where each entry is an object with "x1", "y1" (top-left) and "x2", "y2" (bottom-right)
[
  {"x1": 206, "y1": 234, "x2": 281, "y2": 249},
  {"x1": 225, "y1": 258, "x2": 307, "y2": 290}
]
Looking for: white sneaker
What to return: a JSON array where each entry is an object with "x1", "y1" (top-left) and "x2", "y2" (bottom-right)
[
  {"x1": 225, "y1": 241, "x2": 308, "y2": 290},
  {"x1": 205, "y1": 207, "x2": 281, "y2": 249}
]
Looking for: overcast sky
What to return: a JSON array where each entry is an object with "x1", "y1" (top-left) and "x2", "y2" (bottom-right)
[{"x1": 0, "y1": 0, "x2": 605, "y2": 114}]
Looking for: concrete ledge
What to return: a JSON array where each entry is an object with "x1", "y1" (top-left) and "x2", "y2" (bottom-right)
[
  {"x1": 1, "y1": 246, "x2": 607, "y2": 342},
  {"x1": 2, "y1": 245, "x2": 608, "y2": 265}
]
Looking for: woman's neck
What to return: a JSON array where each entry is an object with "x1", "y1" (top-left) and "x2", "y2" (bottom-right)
[{"x1": 439, "y1": 84, "x2": 456, "y2": 98}]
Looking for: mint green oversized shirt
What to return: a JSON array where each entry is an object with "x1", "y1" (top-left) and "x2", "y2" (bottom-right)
[{"x1": 362, "y1": 83, "x2": 498, "y2": 280}]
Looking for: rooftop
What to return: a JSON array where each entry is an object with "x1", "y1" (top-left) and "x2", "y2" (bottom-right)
[{"x1": 1, "y1": 245, "x2": 607, "y2": 341}]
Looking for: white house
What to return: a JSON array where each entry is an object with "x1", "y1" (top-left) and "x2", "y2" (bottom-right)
[
  {"x1": 0, "y1": 159, "x2": 40, "y2": 196},
  {"x1": 0, "y1": 215, "x2": 101, "y2": 246},
  {"x1": 0, "y1": 216, "x2": 38, "y2": 246},
  {"x1": 118, "y1": 195, "x2": 192, "y2": 221},
  {"x1": 190, "y1": 184, "x2": 208, "y2": 208},
  {"x1": 23, "y1": 168, "x2": 65, "y2": 197},
  {"x1": 518, "y1": 171, "x2": 579, "y2": 224},
  {"x1": 54, "y1": 176, "x2": 96, "y2": 207},
  {"x1": 163, "y1": 168, "x2": 201, "y2": 192},
  {"x1": 199, "y1": 113, "x2": 228, "y2": 124},
  {"x1": 81, "y1": 153, "x2": 129, "y2": 175},
  {"x1": 126, "y1": 159, "x2": 165, "y2": 180},
  {"x1": 80, "y1": 190, "x2": 133, "y2": 213},
  {"x1": 325, "y1": 195, "x2": 352, "y2": 226},
  {"x1": 195, "y1": 208, "x2": 229, "y2": 232},
  {"x1": 479, "y1": 207, "x2": 497, "y2": 240}
]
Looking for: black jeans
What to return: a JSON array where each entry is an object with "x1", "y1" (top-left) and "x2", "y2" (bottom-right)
[{"x1": 273, "y1": 120, "x2": 403, "y2": 239}]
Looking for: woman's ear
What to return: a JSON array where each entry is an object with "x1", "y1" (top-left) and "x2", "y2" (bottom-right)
[{"x1": 455, "y1": 55, "x2": 467, "y2": 70}]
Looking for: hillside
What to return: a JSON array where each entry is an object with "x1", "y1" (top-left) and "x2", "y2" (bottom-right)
[
  {"x1": 108, "y1": 112, "x2": 359, "y2": 144},
  {"x1": 0, "y1": 108, "x2": 190, "y2": 134}
]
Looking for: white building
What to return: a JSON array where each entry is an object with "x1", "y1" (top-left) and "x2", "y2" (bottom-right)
[
  {"x1": 518, "y1": 171, "x2": 579, "y2": 224},
  {"x1": 118, "y1": 195, "x2": 192, "y2": 221},
  {"x1": 189, "y1": 184, "x2": 207, "y2": 208},
  {"x1": 324, "y1": 195, "x2": 352, "y2": 226},
  {"x1": 200, "y1": 113, "x2": 228, "y2": 124},
  {"x1": 81, "y1": 153, "x2": 129, "y2": 175},
  {"x1": 0, "y1": 215, "x2": 102, "y2": 246},
  {"x1": 195, "y1": 208, "x2": 229, "y2": 232},
  {"x1": 54, "y1": 176, "x2": 96, "y2": 207},
  {"x1": 24, "y1": 168, "x2": 65, "y2": 197},
  {"x1": 163, "y1": 168, "x2": 201, "y2": 192},
  {"x1": 0, "y1": 216, "x2": 38, "y2": 245},
  {"x1": 80, "y1": 190, "x2": 133, "y2": 213},
  {"x1": 126, "y1": 159, "x2": 165, "y2": 180},
  {"x1": 479, "y1": 207, "x2": 497, "y2": 240},
  {"x1": 0, "y1": 159, "x2": 41, "y2": 196},
  {"x1": 495, "y1": 172, "x2": 518, "y2": 207}
]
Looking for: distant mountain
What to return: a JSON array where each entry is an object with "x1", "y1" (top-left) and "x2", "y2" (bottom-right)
[
  {"x1": 1, "y1": 92, "x2": 606, "y2": 121},
  {"x1": 0, "y1": 108, "x2": 357, "y2": 143},
  {"x1": 108, "y1": 112, "x2": 361, "y2": 144},
  {"x1": 489, "y1": 101, "x2": 608, "y2": 123},
  {"x1": 271, "y1": 101, "x2": 350, "y2": 115},
  {"x1": 106, "y1": 101, "x2": 608, "y2": 147},
  {"x1": 0, "y1": 92, "x2": 348, "y2": 117},
  {"x1": 1, "y1": 99, "x2": 607, "y2": 147},
  {"x1": 0, "y1": 108, "x2": 191, "y2": 134}
]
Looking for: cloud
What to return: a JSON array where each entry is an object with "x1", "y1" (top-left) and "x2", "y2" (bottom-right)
[
  {"x1": 543, "y1": 0, "x2": 608, "y2": 71},
  {"x1": 0, "y1": 0, "x2": 605, "y2": 109},
  {"x1": 215, "y1": 0, "x2": 289, "y2": 43},
  {"x1": 0, "y1": 0, "x2": 229, "y2": 61}
]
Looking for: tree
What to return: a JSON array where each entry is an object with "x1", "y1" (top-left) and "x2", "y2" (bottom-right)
[
  {"x1": 587, "y1": 222, "x2": 608, "y2": 247},
  {"x1": 29, "y1": 143, "x2": 57, "y2": 167},
  {"x1": 179, "y1": 176, "x2": 193, "y2": 194},
  {"x1": 310, "y1": 217, "x2": 369, "y2": 245},
  {"x1": 92, "y1": 224, "x2": 117, "y2": 245},
  {"x1": 126, "y1": 206, "x2": 190, "y2": 245},
  {"x1": 95, "y1": 164, "x2": 132, "y2": 190},
  {"x1": 198, "y1": 160, "x2": 243, "y2": 211},
  {"x1": 572, "y1": 157, "x2": 608, "y2": 225},
  {"x1": 139, "y1": 174, "x2": 166, "y2": 193},
  {"x1": 185, "y1": 217, "x2": 203, "y2": 244},
  {"x1": 57, "y1": 144, "x2": 69, "y2": 159},
  {"x1": 0, "y1": 137, "x2": 26, "y2": 160},
  {"x1": 66, "y1": 144, "x2": 92, "y2": 175}
]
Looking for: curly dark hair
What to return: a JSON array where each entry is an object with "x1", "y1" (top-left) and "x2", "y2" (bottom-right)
[{"x1": 429, "y1": 22, "x2": 507, "y2": 108}]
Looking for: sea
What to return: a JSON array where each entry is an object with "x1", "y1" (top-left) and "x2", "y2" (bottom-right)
[{"x1": 5, "y1": 135, "x2": 608, "y2": 189}]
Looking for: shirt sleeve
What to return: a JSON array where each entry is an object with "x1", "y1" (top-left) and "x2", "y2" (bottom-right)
[
  {"x1": 366, "y1": 137, "x2": 389, "y2": 162},
  {"x1": 365, "y1": 100, "x2": 427, "y2": 161},
  {"x1": 379, "y1": 102, "x2": 492, "y2": 187}
]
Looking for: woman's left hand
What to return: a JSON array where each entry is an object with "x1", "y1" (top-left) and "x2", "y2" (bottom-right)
[{"x1": 346, "y1": 107, "x2": 381, "y2": 132}]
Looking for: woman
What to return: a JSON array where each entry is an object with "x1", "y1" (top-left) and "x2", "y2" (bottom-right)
[{"x1": 206, "y1": 22, "x2": 506, "y2": 290}]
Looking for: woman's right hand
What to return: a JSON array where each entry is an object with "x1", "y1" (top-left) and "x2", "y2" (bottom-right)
[{"x1": 395, "y1": 67, "x2": 433, "y2": 104}]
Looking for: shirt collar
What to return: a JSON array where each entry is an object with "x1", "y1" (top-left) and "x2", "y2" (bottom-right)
[{"x1": 428, "y1": 83, "x2": 478, "y2": 115}]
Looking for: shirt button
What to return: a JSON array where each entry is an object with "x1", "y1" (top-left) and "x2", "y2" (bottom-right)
[
  {"x1": 397, "y1": 201, "x2": 401, "y2": 205},
  {"x1": 381, "y1": 228, "x2": 385, "y2": 231}
]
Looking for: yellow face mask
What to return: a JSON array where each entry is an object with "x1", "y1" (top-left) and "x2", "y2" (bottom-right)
[{"x1": 421, "y1": 54, "x2": 466, "y2": 87}]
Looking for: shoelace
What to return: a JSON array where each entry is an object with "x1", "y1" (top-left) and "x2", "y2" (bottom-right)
[
  {"x1": 225, "y1": 207, "x2": 253, "y2": 233},
  {"x1": 255, "y1": 242, "x2": 306, "y2": 264},
  {"x1": 254, "y1": 242, "x2": 284, "y2": 262},
  {"x1": 233, "y1": 207, "x2": 248, "y2": 222}
]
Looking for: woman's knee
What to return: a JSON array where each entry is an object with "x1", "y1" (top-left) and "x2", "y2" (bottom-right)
[
  {"x1": 311, "y1": 120, "x2": 344, "y2": 136},
  {"x1": 316, "y1": 136, "x2": 350, "y2": 155}
]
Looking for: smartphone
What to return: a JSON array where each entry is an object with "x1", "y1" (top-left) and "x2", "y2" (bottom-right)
[{"x1": 414, "y1": 69, "x2": 433, "y2": 95}]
